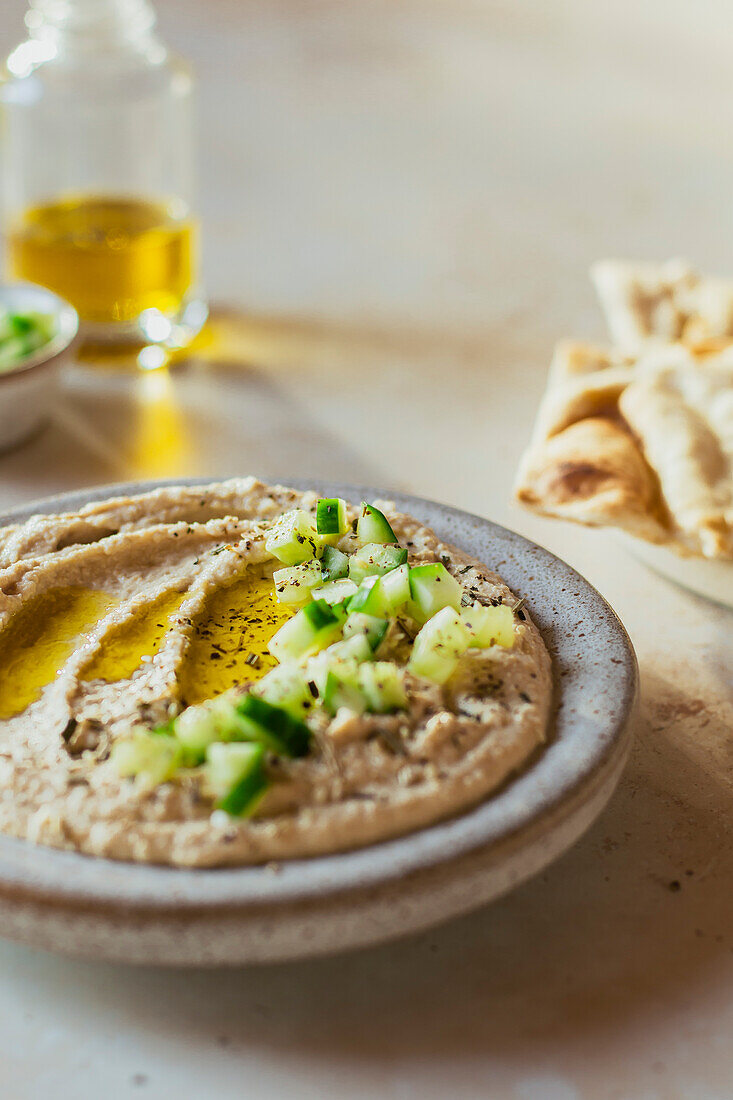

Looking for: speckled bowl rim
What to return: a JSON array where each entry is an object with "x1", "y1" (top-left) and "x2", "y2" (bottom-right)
[{"x1": 0, "y1": 478, "x2": 637, "y2": 913}]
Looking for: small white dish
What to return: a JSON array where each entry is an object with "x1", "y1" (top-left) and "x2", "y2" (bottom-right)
[
  {"x1": 0, "y1": 282, "x2": 79, "y2": 453},
  {"x1": 617, "y1": 534, "x2": 733, "y2": 609}
]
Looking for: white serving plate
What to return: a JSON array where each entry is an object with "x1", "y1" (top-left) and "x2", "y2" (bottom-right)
[
  {"x1": 617, "y1": 534, "x2": 733, "y2": 609},
  {"x1": 0, "y1": 479, "x2": 637, "y2": 966}
]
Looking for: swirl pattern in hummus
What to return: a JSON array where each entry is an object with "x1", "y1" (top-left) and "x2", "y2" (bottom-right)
[{"x1": 0, "y1": 479, "x2": 551, "y2": 867}]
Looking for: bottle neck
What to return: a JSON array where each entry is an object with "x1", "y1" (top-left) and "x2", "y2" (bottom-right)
[{"x1": 25, "y1": 0, "x2": 159, "y2": 54}]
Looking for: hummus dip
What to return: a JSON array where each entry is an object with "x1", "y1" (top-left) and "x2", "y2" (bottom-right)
[{"x1": 0, "y1": 479, "x2": 551, "y2": 867}]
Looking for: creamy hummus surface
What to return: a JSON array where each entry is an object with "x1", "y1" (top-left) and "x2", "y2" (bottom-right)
[{"x1": 0, "y1": 479, "x2": 552, "y2": 867}]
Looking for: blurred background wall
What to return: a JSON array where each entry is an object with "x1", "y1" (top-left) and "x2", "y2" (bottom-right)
[{"x1": 2, "y1": 0, "x2": 733, "y2": 345}]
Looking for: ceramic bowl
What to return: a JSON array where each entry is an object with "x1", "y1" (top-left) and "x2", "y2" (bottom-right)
[
  {"x1": 0, "y1": 282, "x2": 79, "y2": 453},
  {"x1": 0, "y1": 479, "x2": 638, "y2": 965}
]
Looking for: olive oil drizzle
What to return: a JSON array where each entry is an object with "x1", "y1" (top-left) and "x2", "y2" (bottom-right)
[
  {"x1": 0, "y1": 567, "x2": 294, "y2": 721},
  {"x1": 177, "y1": 569, "x2": 294, "y2": 706},
  {"x1": 0, "y1": 587, "x2": 118, "y2": 720},
  {"x1": 80, "y1": 588, "x2": 187, "y2": 684}
]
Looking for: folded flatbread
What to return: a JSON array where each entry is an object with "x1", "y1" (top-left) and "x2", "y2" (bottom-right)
[
  {"x1": 515, "y1": 262, "x2": 733, "y2": 560},
  {"x1": 592, "y1": 259, "x2": 733, "y2": 351}
]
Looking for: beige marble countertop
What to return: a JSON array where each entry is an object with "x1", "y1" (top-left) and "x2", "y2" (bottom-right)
[{"x1": 1, "y1": 2, "x2": 732, "y2": 1097}]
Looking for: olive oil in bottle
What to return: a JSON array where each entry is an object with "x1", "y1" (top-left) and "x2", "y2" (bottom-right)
[
  {"x1": 8, "y1": 195, "x2": 197, "y2": 327},
  {"x1": 1, "y1": 0, "x2": 207, "y2": 357}
]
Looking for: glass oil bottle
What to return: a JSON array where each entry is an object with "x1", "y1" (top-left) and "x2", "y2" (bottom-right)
[{"x1": 1, "y1": 0, "x2": 207, "y2": 364}]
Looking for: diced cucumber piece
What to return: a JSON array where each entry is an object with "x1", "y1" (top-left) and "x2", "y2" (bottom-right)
[
  {"x1": 348, "y1": 564, "x2": 411, "y2": 617},
  {"x1": 409, "y1": 606, "x2": 471, "y2": 684},
  {"x1": 343, "y1": 612, "x2": 389, "y2": 652},
  {"x1": 305, "y1": 631, "x2": 372, "y2": 699},
  {"x1": 265, "y1": 509, "x2": 323, "y2": 565},
  {"x1": 273, "y1": 560, "x2": 323, "y2": 605},
  {"x1": 408, "y1": 562, "x2": 463, "y2": 622},
  {"x1": 253, "y1": 663, "x2": 312, "y2": 717},
  {"x1": 311, "y1": 578, "x2": 358, "y2": 606},
  {"x1": 0, "y1": 337, "x2": 30, "y2": 369},
  {"x1": 173, "y1": 691, "x2": 274, "y2": 764},
  {"x1": 377, "y1": 563, "x2": 411, "y2": 613},
  {"x1": 206, "y1": 742, "x2": 267, "y2": 816},
  {"x1": 111, "y1": 729, "x2": 182, "y2": 789},
  {"x1": 0, "y1": 309, "x2": 56, "y2": 373},
  {"x1": 461, "y1": 602, "x2": 516, "y2": 648},
  {"x1": 320, "y1": 544, "x2": 349, "y2": 582},
  {"x1": 326, "y1": 633, "x2": 373, "y2": 663},
  {"x1": 322, "y1": 661, "x2": 366, "y2": 715},
  {"x1": 316, "y1": 497, "x2": 349, "y2": 537},
  {"x1": 268, "y1": 598, "x2": 344, "y2": 662},
  {"x1": 235, "y1": 694, "x2": 311, "y2": 757},
  {"x1": 348, "y1": 543, "x2": 408, "y2": 585},
  {"x1": 356, "y1": 502, "x2": 399, "y2": 547},
  {"x1": 358, "y1": 662, "x2": 408, "y2": 713},
  {"x1": 174, "y1": 701, "x2": 230, "y2": 763}
]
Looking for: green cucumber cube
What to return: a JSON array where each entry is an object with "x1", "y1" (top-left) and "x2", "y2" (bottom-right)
[
  {"x1": 311, "y1": 578, "x2": 358, "y2": 606},
  {"x1": 326, "y1": 633, "x2": 373, "y2": 663},
  {"x1": 174, "y1": 700, "x2": 231, "y2": 763},
  {"x1": 348, "y1": 543, "x2": 408, "y2": 584},
  {"x1": 235, "y1": 694, "x2": 311, "y2": 757},
  {"x1": 268, "y1": 598, "x2": 343, "y2": 662},
  {"x1": 343, "y1": 612, "x2": 389, "y2": 652},
  {"x1": 320, "y1": 544, "x2": 350, "y2": 582},
  {"x1": 376, "y1": 563, "x2": 411, "y2": 613},
  {"x1": 273, "y1": 560, "x2": 323, "y2": 605},
  {"x1": 316, "y1": 497, "x2": 350, "y2": 536},
  {"x1": 356, "y1": 502, "x2": 399, "y2": 547},
  {"x1": 265, "y1": 509, "x2": 323, "y2": 565},
  {"x1": 408, "y1": 563, "x2": 463, "y2": 622},
  {"x1": 111, "y1": 728, "x2": 182, "y2": 790},
  {"x1": 357, "y1": 662, "x2": 407, "y2": 713},
  {"x1": 253, "y1": 663, "x2": 313, "y2": 717},
  {"x1": 322, "y1": 664, "x2": 367, "y2": 715},
  {"x1": 461, "y1": 602, "x2": 516, "y2": 648},
  {"x1": 409, "y1": 606, "x2": 470, "y2": 684},
  {"x1": 206, "y1": 741, "x2": 268, "y2": 815}
]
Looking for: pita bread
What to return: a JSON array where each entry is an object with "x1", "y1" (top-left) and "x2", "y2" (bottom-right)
[
  {"x1": 619, "y1": 361, "x2": 733, "y2": 557},
  {"x1": 515, "y1": 262, "x2": 733, "y2": 560},
  {"x1": 516, "y1": 416, "x2": 670, "y2": 543},
  {"x1": 591, "y1": 259, "x2": 733, "y2": 351}
]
